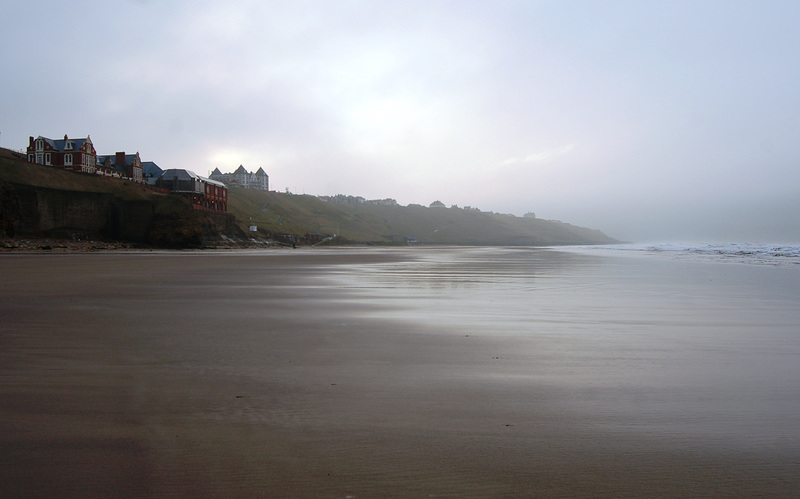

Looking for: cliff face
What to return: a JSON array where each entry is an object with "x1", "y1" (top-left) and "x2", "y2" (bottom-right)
[
  {"x1": 1, "y1": 182, "x2": 151, "y2": 241},
  {"x1": 0, "y1": 182, "x2": 236, "y2": 248},
  {"x1": 1, "y1": 150, "x2": 245, "y2": 248}
]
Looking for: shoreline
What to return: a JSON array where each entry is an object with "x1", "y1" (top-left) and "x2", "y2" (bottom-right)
[
  {"x1": 0, "y1": 237, "x2": 138, "y2": 252},
  {"x1": 0, "y1": 237, "x2": 283, "y2": 252}
]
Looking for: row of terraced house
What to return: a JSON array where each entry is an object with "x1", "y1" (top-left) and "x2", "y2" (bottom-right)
[{"x1": 25, "y1": 133, "x2": 238, "y2": 214}]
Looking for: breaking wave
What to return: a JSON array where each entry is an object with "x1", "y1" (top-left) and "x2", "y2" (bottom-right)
[{"x1": 597, "y1": 243, "x2": 800, "y2": 266}]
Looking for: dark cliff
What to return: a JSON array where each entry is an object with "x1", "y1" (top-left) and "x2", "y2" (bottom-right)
[{"x1": 0, "y1": 150, "x2": 236, "y2": 247}]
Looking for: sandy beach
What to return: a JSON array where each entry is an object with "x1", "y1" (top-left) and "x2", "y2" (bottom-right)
[{"x1": 2, "y1": 247, "x2": 799, "y2": 497}]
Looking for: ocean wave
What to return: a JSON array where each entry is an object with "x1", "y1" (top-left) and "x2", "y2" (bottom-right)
[{"x1": 610, "y1": 243, "x2": 800, "y2": 266}]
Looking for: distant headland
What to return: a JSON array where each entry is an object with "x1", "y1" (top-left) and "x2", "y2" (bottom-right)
[{"x1": 1, "y1": 136, "x2": 619, "y2": 249}]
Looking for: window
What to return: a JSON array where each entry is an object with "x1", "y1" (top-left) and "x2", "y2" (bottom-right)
[
  {"x1": 28, "y1": 154, "x2": 34, "y2": 162},
  {"x1": 35, "y1": 139, "x2": 43, "y2": 151},
  {"x1": 36, "y1": 153, "x2": 43, "y2": 164},
  {"x1": 45, "y1": 152, "x2": 51, "y2": 165},
  {"x1": 65, "y1": 153, "x2": 73, "y2": 165},
  {"x1": 65, "y1": 141, "x2": 73, "y2": 150}
]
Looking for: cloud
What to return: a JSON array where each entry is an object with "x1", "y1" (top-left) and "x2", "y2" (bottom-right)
[
  {"x1": 4, "y1": 1, "x2": 800, "y2": 242},
  {"x1": 501, "y1": 144, "x2": 577, "y2": 166}
]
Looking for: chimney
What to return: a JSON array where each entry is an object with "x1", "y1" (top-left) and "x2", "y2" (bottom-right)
[
  {"x1": 64, "y1": 134, "x2": 68, "y2": 141},
  {"x1": 115, "y1": 152, "x2": 125, "y2": 165},
  {"x1": 29, "y1": 136, "x2": 34, "y2": 148}
]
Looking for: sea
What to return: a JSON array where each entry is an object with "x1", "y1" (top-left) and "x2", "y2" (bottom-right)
[{"x1": 565, "y1": 242, "x2": 800, "y2": 267}]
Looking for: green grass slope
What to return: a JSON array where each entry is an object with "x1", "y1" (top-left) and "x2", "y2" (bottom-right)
[
  {"x1": 228, "y1": 187, "x2": 619, "y2": 245},
  {"x1": 0, "y1": 148, "x2": 153, "y2": 201}
]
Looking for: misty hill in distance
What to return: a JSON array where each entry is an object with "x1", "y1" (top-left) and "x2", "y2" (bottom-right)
[
  {"x1": 228, "y1": 187, "x2": 619, "y2": 246},
  {"x1": 1, "y1": 148, "x2": 618, "y2": 247}
]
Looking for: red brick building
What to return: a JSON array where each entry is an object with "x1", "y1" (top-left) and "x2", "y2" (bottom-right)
[
  {"x1": 27, "y1": 134, "x2": 97, "y2": 173},
  {"x1": 156, "y1": 169, "x2": 227, "y2": 213},
  {"x1": 202, "y1": 176, "x2": 228, "y2": 212},
  {"x1": 96, "y1": 152, "x2": 144, "y2": 183}
]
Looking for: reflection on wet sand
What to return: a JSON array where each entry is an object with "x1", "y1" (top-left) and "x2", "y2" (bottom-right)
[{"x1": 1, "y1": 247, "x2": 799, "y2": 497}]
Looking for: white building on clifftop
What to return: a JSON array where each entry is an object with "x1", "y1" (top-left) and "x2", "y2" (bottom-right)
[{"x1": 210, "y1": 165, "x2": 269, "y2": 191}]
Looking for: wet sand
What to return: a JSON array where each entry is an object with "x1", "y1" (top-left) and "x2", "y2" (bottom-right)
[{"x1": 1, "y1": 248, "x2": 799, "y2": 497}]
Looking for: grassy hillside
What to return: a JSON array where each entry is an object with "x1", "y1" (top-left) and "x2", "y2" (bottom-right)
[
  {"x1": 0, "y1": 148, "x2": 153, "y2": 201},
  {"x1": 228, "y1": 187, "x2": 618, "y2": 245}
]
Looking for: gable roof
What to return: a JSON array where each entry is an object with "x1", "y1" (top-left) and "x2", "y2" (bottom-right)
[
  {"x1": 36, "y1": 135, "x2": 92, "y2": 152},
  {"x1": 233, "y1": 165, "x2": 248, "y2": 175},
  {"x1": 97, "y1": 153, "x2": 140, "y2": 168}
]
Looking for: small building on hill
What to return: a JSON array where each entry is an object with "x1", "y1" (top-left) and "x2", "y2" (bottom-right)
[
  {"x1": 96, "y1": 152, "x2": 144, "y2": 183},
  {"x1": 429, "y1": 200, "x2": 446, "y2": 208},
  {"x1": 368, "y1": 198, "x2": 398, "y2": 206},
  {"x1": 27, "y1": 134, "x2": 97, "y2": 173},
  {"x1": 319, "y1": 194, "x2": 366, "y2": 205},
  {"x1": 157, "y1": 169, "x2": 228, "y2": 213}
]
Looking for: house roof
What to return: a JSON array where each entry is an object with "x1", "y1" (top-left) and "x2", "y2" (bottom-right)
[
  {"x1": 160, "y1": 169, "x2": 226, "y2": 188},
  {"x1": 255, "y1": 167, "x2": 268, "y2": 176},
  {"x1": 142, "y1": 161, "x2": 162, "y2": 177},
  {"x1": 97, "y1": 153, "x2": 140, "y2": 167},
  {"x1": 233, "y1": 165, "x2": 248, "y2": 175},
  {"x1": 37, "y1": 135, "x2": 92, "y2": 152},
  {"x1": 204, "y1": 176, "x2": 226, "y2": 188},
  {"x1": 210, "y1": 167, "x2": 223, "y2": 176},
  {"x1": 96, "y1": 157, "x2": 125, "y2": 174},
  {"x1": 160, "y1": 168, "x2": 200, "y2": 181}
]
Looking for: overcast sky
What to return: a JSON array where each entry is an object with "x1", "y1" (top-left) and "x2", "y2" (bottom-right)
[{"x1": 2, "y1": 0, "x2": 799, "y2": 243}]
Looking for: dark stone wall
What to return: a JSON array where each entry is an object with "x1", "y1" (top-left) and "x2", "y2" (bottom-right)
[{"x1": 0, "y1": 183, "x2": 154, "y2": 241}]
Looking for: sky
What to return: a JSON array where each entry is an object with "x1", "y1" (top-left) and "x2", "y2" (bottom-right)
[{"x1": 2, "y1": 0, "x2": 799, "y2": 243}]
